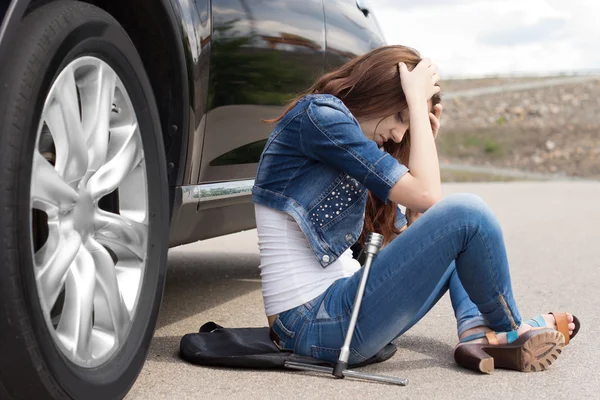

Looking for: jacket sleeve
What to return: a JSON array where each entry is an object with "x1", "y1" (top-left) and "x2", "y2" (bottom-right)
[
  {"x1": 395, "y1": 206, "x2": 408, "y2": 229},
  {"x1": 302, "y1": 101, "x2": 409, "y2": 203}
]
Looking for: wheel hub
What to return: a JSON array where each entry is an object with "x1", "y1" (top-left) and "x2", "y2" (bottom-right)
[
  {"x1": 69, "y1": 190, "x2": 94, "y2": 239},
  {"x1": 30, "y1": 56, "x2": 149, "y2": 368}
]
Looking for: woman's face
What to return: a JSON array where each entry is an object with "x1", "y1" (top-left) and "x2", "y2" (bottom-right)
[
  {"x1": 359, "y1": 109, "x2": 410, "y2": 147},
  {"x1": 358, "y1": 100, "x2": 433, "y2": 147}
]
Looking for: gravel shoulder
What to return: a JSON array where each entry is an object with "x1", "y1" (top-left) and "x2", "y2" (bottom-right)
[{"x1": 438, "y1": 76, "x2": 600, "y2": 180}]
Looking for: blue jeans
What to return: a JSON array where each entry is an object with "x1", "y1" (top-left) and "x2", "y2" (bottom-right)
[{"x1": 271, "y1": 193, "x2": 522, "y2": 365}]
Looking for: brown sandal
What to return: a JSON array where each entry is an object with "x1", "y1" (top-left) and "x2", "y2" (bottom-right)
[{"x1": 454, "y1": 328, "x2": 566, "y2": 373}]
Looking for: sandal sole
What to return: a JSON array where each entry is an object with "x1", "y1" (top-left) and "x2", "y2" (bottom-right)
[{"x1": 484, "y1": 329, "x2": 566, "y2": 372}]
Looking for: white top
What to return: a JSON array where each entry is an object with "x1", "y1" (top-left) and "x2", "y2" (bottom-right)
[{"x1": 255, "y1": 204, "x2": 361, "y2": 316}]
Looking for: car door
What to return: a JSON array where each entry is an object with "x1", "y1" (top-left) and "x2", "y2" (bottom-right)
[
  {"x1": 324, "y1": 0, "x2": 385, "y2": 70},
  {"x1": 197, "y1": 0, "x2": 326, "y2": 184}
]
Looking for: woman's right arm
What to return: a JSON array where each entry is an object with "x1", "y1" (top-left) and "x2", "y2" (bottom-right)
[{"x1": 389, "y1": 59, "x2": 442, "y2": 213}]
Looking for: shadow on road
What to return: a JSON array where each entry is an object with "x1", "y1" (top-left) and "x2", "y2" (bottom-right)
[
  {"x1": 146, "y1": 336, "x2": 183, "y2": 363},
  {"x1": 152, "y1": 248, "x2": 468, "y2": 373},
  {"x1": 146, "y1": 249, "x2": 262, "y2": 363},
  {"x1": 156, "y1": 250, "x2": 261, "y2": 329},
  {"x1": 149, "y1": 241, "x2": 477, "y2": 375},
  {"x1": 392, "y1": 335, "x2": 458, "y2": 372}
]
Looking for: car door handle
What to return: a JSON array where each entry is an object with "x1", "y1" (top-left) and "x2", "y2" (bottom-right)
[{"x1": 356, "y1": 0, "x2": 370, "y2": 16}]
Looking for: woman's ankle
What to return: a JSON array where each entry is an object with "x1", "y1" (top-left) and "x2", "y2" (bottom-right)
[
  {"x1": 457, "y1": 315, "x2": 488, "y2": 339},
  {"x1": 459, "y1": 323, "x2": 536, "y2": 346},
  {"x1": 459, "y1": 325, "x2": 492, "y2": 341}
]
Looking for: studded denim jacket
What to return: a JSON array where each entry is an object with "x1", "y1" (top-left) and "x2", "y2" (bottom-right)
[{"x1": 252, "y1": 94, "x2": 409, "y2": 267}]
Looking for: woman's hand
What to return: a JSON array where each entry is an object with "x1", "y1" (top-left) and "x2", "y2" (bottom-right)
[
  {"x1": 398, "y1": 59, "x2": 440, "y2": 106},
  {"x1": 429, "y1": 104, "x2": 443, "y2": 139},
  {"x1": 406, "y1": 207, "x2": 422, "y2": 226}
]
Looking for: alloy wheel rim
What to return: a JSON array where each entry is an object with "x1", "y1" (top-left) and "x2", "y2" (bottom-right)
[{"x1": 29, "y1": 56, "x2": 149, "y2": 368}]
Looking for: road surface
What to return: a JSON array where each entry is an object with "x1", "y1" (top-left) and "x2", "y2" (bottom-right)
[{"x1": 127, "y1": 181, "x2": 600, "y2": 399}]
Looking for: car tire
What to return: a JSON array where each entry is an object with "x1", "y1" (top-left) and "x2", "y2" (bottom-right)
[{"x1": 0, "y1": 1, "x2": 169, "y2": 399}]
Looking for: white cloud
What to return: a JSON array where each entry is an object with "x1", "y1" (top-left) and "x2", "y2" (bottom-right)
[
  {"x1": 478, "y1": 16, "x2": 569, "y2": 46},
  {"x1": 370, "y1": 0, "x2": 600, "y2": 77}
]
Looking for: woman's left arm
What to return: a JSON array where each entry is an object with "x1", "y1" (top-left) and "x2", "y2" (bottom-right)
[{"x1": 406, "y1": 104, "x2": 443, "y2": 226}]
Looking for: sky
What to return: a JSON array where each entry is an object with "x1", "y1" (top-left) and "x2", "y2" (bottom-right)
[{"x1": 370, "y1": 0, "x2": 600, "y2": 77}]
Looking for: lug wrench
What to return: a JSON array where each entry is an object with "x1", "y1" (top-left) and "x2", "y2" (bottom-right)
[{"x1": 284, "y1": 232, "x2": 408, "y2": 386}]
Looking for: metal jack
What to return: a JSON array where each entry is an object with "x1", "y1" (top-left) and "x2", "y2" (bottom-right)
[{"x1": 284, "y1": 232, "x2": 408, "y2": 387}]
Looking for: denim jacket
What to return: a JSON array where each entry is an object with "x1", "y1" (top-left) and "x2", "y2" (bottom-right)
[{"x1": 252, "y1": 94, "x2": 409, "y2": 267}]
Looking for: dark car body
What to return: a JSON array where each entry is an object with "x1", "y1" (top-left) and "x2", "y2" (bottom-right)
[
  {"x1": 0, "y1": 0, "x2": 385, "y2": 246},
  {"x1": 0, "y1": 1, "x2": 386, "y2": 397}
]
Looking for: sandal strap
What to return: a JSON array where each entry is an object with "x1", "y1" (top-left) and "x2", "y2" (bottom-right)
[
  {"x1": 460, "y1": 332, "x2": 487, "y2": 343},
  {"x1": 460, "y1": 329, "x2": 519, "y2": 345},
  {"x1": 505, "y1": 330, "x2": 519, "y2": 344},
  {"x1": 485, "y1": 331, "x2": 499, "y2": 345},
  {"x1": 550, "y1": 312, "x2": 570, "y2": 345},
  {"x1": 525, "y1": 315, "x2": 547, "y2": 328}
]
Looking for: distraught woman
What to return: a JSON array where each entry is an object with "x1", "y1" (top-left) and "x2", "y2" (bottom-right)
[{"x1": 252, "y1": 45, "x2": 579, "y2": 373}]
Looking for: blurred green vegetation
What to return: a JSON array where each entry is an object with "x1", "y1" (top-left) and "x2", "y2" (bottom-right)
[{"x1": 437, "y1": 131, "x2": 505, "y2": 159}]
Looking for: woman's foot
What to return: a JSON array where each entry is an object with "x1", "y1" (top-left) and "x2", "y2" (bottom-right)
[
  {"x1": 458, "y1": 312, "x2": 576, "y2": 345},
  {"x1": 454, "y1": 312, "x2": 577, "y2": 373}
]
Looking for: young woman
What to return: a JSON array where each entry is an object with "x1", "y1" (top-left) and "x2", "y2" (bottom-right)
[{"x1": 251, "y1": 45, "x2": 579, "y2": 373}]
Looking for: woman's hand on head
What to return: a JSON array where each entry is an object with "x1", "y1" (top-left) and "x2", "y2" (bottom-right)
[
  {"x1": 398, "y1": 59, "x2": 440, "y2": 106},
  {"x1": 429, "y1": 104, "x2": 443, "y2": 139},
  {"x1": 391, "y1": 59, "x2": 442, "y2": 212}
]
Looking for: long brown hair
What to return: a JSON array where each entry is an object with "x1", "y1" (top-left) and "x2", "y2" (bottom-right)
[{"x1": 264, "y1": 45, "x2": 441, "y2": 246}]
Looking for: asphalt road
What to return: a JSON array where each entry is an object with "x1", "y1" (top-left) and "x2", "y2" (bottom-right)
[{"x1": 127, "y1": 182, "x2": 600, "y2": 400}]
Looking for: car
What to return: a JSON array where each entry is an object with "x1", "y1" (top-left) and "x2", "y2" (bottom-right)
[{"x1": 0, "y1": 0, "x2": 385, "y2": 398}]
